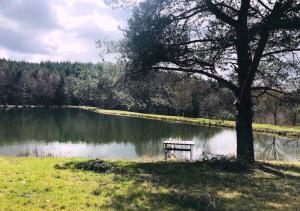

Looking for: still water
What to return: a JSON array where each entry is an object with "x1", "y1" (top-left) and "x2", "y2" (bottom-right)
[{"x1": 0, "y1": 108, "x2": 299, "y2": 160}]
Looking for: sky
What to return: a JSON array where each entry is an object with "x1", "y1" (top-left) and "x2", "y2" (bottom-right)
[{"x1": 0, "y1": 0, "x2": 130, "y2": 63}]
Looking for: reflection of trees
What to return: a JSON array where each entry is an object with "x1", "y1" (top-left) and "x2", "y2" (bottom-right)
[
  {"x1": 0, "y1": 108, "x2": 223, "y2": 157},
  {"x1": 283, "y1": 139, "x2": 300, "y2": 156},
  {"x1": 2, "y1": 109, "x2": 299, "y2": 159},
  {"x1": 255, "y1": 134, "x2": 300, "y2": 160},
  {"x1": 257, "y1": 137, "x2": 282, "y2": 160}
]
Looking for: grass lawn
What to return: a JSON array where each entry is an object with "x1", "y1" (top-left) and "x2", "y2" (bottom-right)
[
  {"x1": 68, "y1": 106, "x2": 300, "y2": 138},
  {"x1": 1, "y1": 157, "x2": 300, "y2": 210}
]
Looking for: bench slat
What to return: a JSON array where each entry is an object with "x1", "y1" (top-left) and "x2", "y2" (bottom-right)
[
  {"x1": 163, "y1": 141, "x2": 194, "y2": 145},
  {"x1": 164, "y1": 148, "x2": 192, "y2": 151}
]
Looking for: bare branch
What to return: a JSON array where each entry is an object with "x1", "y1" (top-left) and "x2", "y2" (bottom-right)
[
  {"x1": 151, "y1": 65, "x2": 238, "y2": 93},
  {"x1": 204, "y1": 0, "x2": 238, "y2": 27},
  {"x1": 262, "y1": 48, "x2": 300, "y2": 57},
  {"x1": 251, "y1": 87, "x2": 288, "y2": 94},
  {"x1": 257, "y1": 0, "x2": 272, "y2": 11}
]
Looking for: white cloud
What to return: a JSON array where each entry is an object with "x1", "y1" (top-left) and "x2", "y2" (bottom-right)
[
  {"x1": 0, "y1": 49, "x2": 9, "y2": 59},
  {"x1": 0, "y1": 0, "x2": 127, "y2": 63},
  {"x1": 64, "y1": 0, "x2": 108, "y2": 8},
  {"x1": 0, "y1": 14, "x2": 19, "y2": 31},
  {"x1": 53, "y1": 4, "x2": 120, "y2": 32},
  {"x1": 42, "y1": 30, "x2": 88, "y2": 54}
]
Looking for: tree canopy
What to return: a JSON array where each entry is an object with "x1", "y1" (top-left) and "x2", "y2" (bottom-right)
[{"x1": 123, "y1": 0, "x2": 299, "y2": 93}]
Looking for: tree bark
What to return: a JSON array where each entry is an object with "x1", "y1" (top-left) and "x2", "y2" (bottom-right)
[
  {"x1": 292, "y1": 112, "x2": 297, "y2": 126},
  {"x1": 236, "y1": 95, "x2": 255, "y2": 163},
  {"x1": 273, "y1": 112, "x2": 277, "y2": 125}
]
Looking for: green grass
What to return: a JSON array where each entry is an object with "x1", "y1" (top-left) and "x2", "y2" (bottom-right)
[
  {"x1": 1, "y1": 157, "x2": 300, "y2": 210},
  {"x1": 68, "y1": 106, "x2": 300, "y2": 138}
]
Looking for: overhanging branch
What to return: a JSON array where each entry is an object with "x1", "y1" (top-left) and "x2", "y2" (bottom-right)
[
  {"x1": 262, "y1": 48, "x2": 300, "y2": 57},
  {"x1": 204, "y1": 0, "x2": 238, "y2": 27},
  {"x1": 151, "y1": 65, "x2": 238, "y2": 93},
  {"x1": 251, "y1": 87, "x2": 288, "y2": 94}
]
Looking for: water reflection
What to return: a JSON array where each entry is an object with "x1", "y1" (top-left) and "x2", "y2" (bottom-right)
[
  {"x1": 255, "y1": 134, "x2": 300, "y2": 161},
  {"x1": 0, "y1": 108, "x2": 299, "y2": 160}
]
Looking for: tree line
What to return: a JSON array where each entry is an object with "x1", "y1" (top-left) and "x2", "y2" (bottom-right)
[
  {"x1": 0, "y1": 59, "x2": 236, "y2": 118},
  {"x1": 0, "y1": 59, "x2": 299, "y2": 125}
]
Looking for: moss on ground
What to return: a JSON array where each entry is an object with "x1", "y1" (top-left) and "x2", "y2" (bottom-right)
[
  {"x1": 69, "y1": 106, "x2": 300, "y2": 138},
  {"x1": 1, "y1": 157, "x2": 300, "y2": 210}
]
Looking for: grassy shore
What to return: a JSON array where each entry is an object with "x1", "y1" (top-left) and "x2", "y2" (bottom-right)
[
  {"x1": 1, "y1": 157, "x2": 299, "y2": 210},
  {"x1": 68, "y1": 106, "x2": 300, "y2": 138}
]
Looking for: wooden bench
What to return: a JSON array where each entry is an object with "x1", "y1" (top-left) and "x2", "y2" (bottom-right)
[{"x1": 163, "y1": 141, "x2": 194, "y2": 161}]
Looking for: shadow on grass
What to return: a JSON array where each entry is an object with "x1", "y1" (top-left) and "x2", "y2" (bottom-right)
[
  {"x1": 55, "y1": 158, "x2": 300, "y2": 210},
  {"x1": 258, "y1": 162, "x2": 300, "y2": 178}
]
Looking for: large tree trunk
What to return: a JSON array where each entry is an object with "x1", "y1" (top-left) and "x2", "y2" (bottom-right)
[
  {"x1": 292, "y1": 112, "x2": 297, "y2": 126},
  {"x1": 273, "y1": 112, "x2": 278, "y2": 125},
  {"x1": 236, "y1": 95, "x2": 255, "y2": 163}
]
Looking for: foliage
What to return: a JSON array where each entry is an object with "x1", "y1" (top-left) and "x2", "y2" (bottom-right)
[
  {"x1": 122, "y1": 0, "x2": 300, "y2": 92},
  {"x1": 0, "y1": 59, "x2": 236, "y2": 119},
  {"x1": 0, "y1": 59, "x2": 299, "y2": 124}
]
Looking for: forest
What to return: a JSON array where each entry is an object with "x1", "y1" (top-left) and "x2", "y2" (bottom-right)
[{"x1": 0, "y1": 59, "x2": 299, "y2": 125}]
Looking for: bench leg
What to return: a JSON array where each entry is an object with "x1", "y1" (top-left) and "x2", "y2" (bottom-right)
[
  {"x1": 164, "y1": 143, "x2": 167, "y2": 161},
  {"x1": 164, "y1": 150, "x2": 168, "y2": 160}
]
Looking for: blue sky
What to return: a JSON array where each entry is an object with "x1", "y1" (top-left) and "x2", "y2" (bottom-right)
[{"x1": 0, "y1": 0, "x2": 130, "y2": 62}]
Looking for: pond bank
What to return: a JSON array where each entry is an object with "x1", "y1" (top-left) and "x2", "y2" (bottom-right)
[
  {"x1": 68, "y1": 106, "x2": 300, "y2": 139},
  {"x1": 1, "y1": 157, "x2": 299, "y2": 210}
]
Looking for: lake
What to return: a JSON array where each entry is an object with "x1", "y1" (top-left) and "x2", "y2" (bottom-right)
[{"x1": 0, "y1": 108, "x2": 299, "y2": 160}]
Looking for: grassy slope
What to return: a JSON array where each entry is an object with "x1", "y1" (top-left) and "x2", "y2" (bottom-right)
[
  {"x1": 0, "y1": 157, "x2": 300, "y2": 210},
  {"x1": 69, "y1": 106, "x2": 300, "y2": 138}
]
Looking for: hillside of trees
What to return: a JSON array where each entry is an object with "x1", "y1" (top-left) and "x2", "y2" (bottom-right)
[{"x1": 0, "y1": 59, "x2": 299, "y2": 125}]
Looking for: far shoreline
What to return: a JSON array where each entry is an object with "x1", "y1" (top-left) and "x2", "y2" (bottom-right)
[{"x1": 1, "y1": 104, "x2": 300, "y2": 139}]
